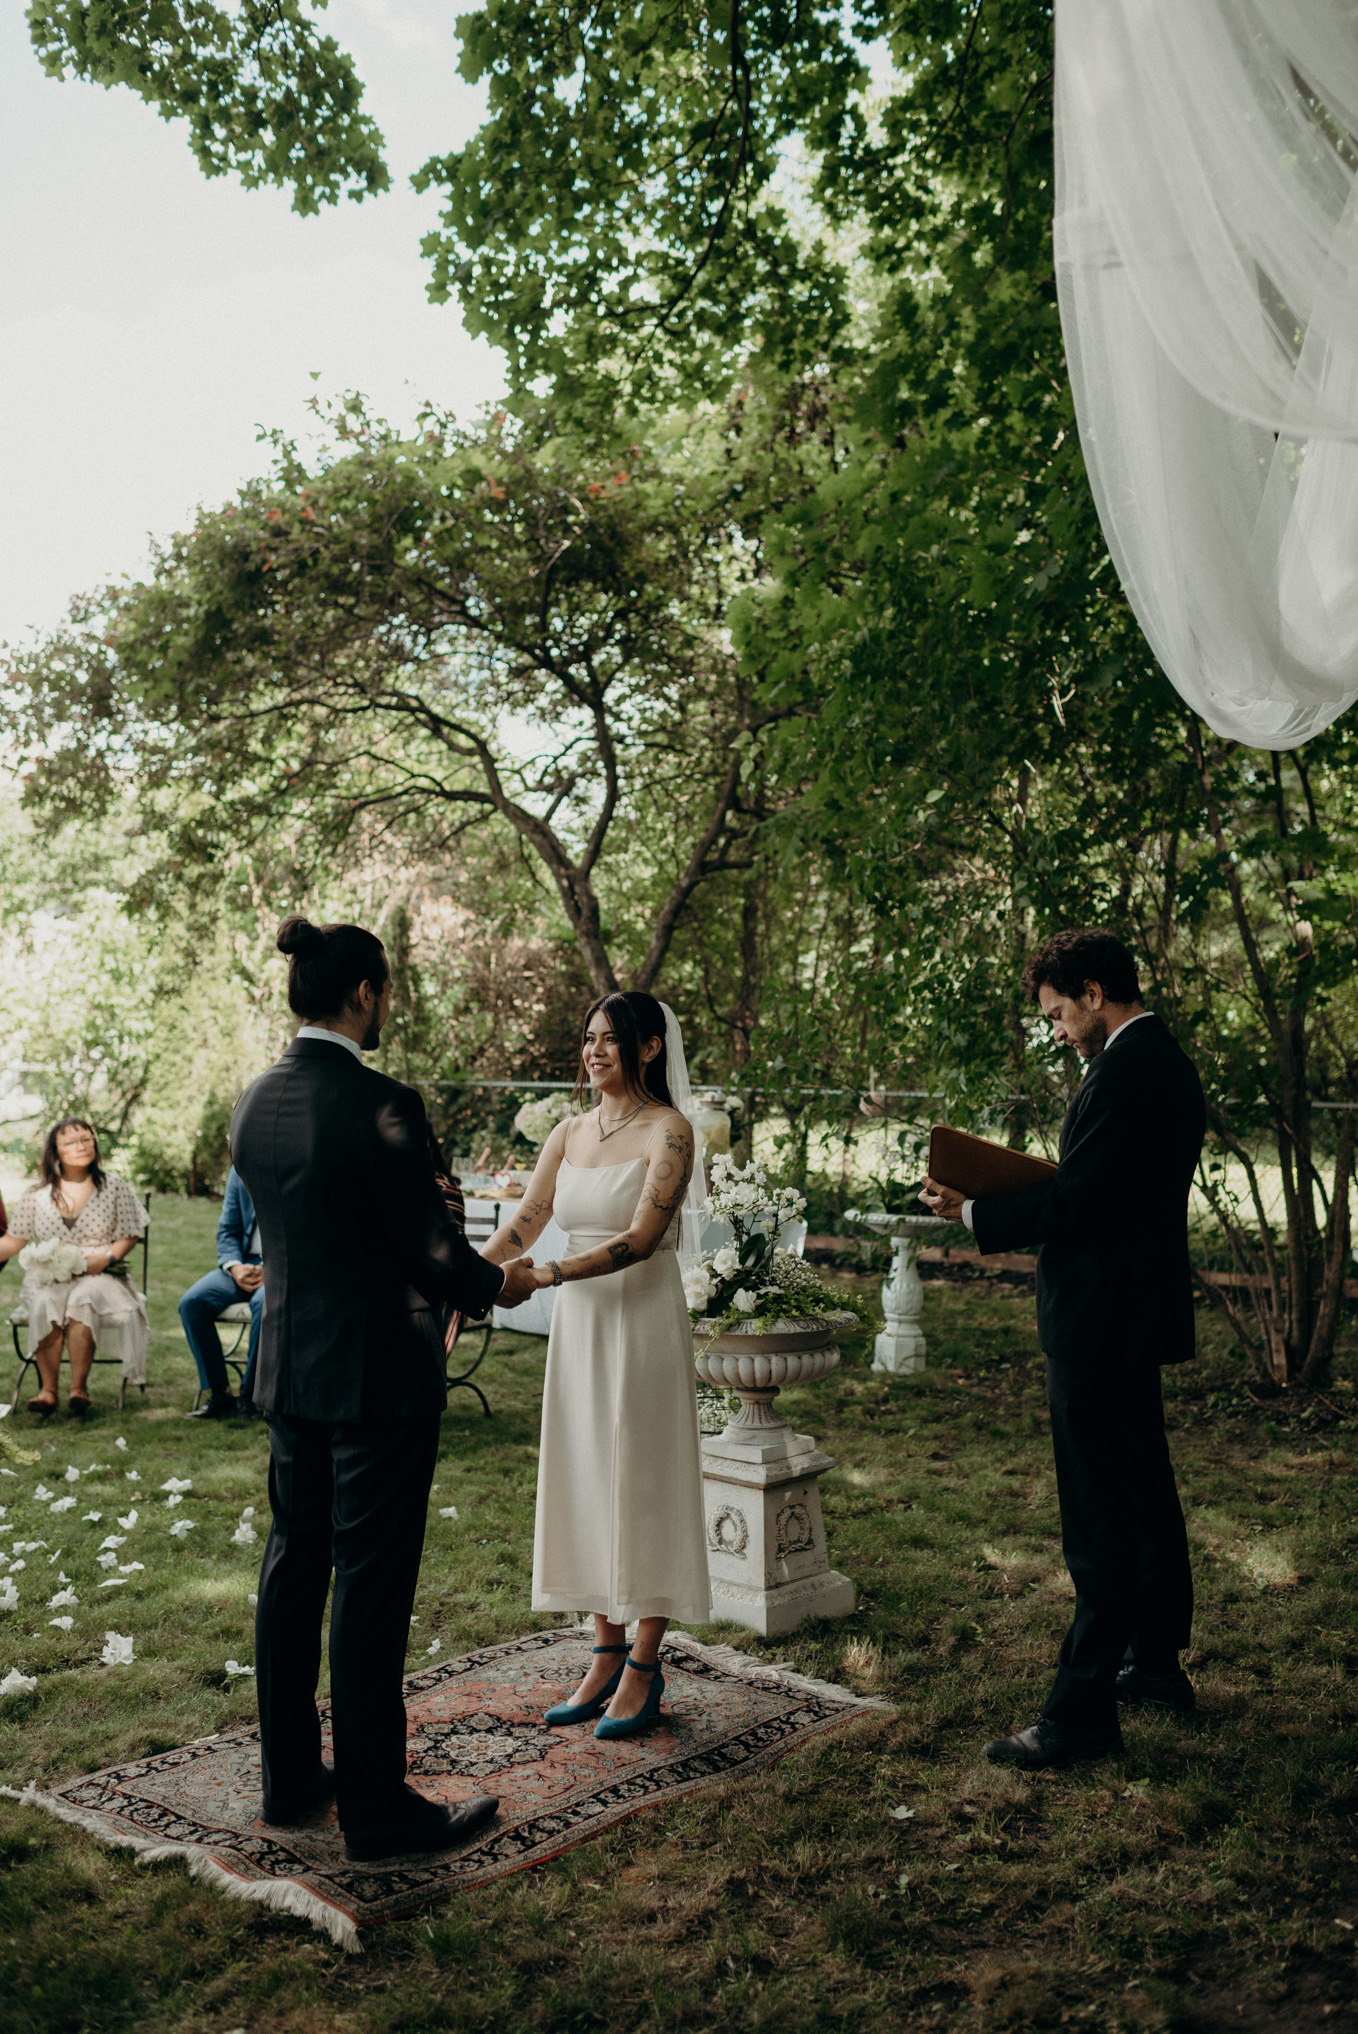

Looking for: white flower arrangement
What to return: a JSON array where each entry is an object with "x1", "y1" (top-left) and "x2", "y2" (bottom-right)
[
  {"x1": 688, "y1": 1158, "x2": 875, "y2": 1337},
  {"x1": 18, "y1": 1239, "x2": 87, "y2": 1287},
  {"x1": 512, "y1": 1091, "x2": 575, "y2": 1148}
]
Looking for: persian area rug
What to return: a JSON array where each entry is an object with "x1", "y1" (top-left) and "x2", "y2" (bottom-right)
[{"x1": 2, "y1": 1628, "x2": 891, "y2": 1951}]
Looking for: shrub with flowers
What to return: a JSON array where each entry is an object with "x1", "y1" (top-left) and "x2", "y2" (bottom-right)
[
  {"x1": 684, "y1": 1155, "x2": 877, "y2": 1337},
  {"x1": 512, "y1": 1091, "x2": 575, "y2": 1148}
]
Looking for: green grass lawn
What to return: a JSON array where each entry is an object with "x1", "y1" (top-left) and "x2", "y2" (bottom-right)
[{"x1": 1, "y1": 1197, "x2": 1356, "y2": 2033}]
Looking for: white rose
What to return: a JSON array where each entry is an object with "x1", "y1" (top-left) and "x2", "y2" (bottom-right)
[
  {"x1": 712, "y1": 1246, "x2": 739, "y2": 1277},
  {"x1": 682, "y1": 1267, "x2": 714, "y2": 1309},
  {"x1": 733, "y1": 1288, "x2": 757, "y2": 1313}
]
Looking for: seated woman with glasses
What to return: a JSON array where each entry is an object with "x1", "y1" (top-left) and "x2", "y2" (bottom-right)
[{"x1": 0, "y1": 1118, "x2": 148, "y2": 1417}]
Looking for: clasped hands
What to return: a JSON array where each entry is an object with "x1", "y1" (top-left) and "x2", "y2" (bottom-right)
[
  {"x1": 226, "y1": 1262, "x2": 264, "y2": 1293},
  {"x1": 496, "y1": 1255, "x2": 541, "y2": 1308}
]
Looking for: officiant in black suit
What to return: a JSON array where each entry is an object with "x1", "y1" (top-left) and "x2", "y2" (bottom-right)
[
  {"x1": 921, "y1": 928, "x2": 1205, "y2": 1771},
  {"x1": 230, "y1": 916, "x2": 538, "y2": 1861}
]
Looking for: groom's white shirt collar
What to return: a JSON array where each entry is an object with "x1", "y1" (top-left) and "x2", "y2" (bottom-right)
[{"x1": 294, "y1": 1025, "x2": 364, "y2": 1063}]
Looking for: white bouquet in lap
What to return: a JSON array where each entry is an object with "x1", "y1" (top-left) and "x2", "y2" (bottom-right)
[{"x1": 19, "y1": 1239, "x2": 88, "y2": 1287}]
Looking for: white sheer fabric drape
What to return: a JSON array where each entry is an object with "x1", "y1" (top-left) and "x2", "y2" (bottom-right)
[{"x1": 1055, "y1": 0, "x2": 1358, "y2": 747}]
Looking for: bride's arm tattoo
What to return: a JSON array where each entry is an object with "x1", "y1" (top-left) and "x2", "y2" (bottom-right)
[{"x1": 642, "y1": 1126, "x2": 694, "y2": 1216}]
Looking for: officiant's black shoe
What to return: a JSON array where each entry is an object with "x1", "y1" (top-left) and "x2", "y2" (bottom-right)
[
  {"x1": 983, "y1": 1718, "x2": 1123, "y2": 1770},
  {"x1": 1115, "y1": 1664, "x2": 1196, "y2": 1714},
  {"x1": 186, "y1": 1391, "x2": 236, "y2": 1421},
  {"x1": 343, "y1": 1790, "x2": 499, "y2": 1864},
  {"x1": 262, "y1": 1761, "x2": 336, "y2": 1826}
]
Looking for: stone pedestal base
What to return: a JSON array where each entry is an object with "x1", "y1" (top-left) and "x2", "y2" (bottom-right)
[
  {"x1": 871, "y1": 1327, "x2": 926, "y2": 1376},
  {"x1": 701, "y1": 1425, "x2": 856, "y2": 1637}
]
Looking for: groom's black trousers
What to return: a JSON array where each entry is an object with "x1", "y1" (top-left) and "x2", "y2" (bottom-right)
[
  {"x1": 255, "y1": 1409, "x2": 441, "y2": 1828},
  {"x1": 1040, "y1": 1355, "x2": 1193, "y2": 1734}
]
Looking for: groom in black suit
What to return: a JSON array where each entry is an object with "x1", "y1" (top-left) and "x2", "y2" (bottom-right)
[
  {"x1": 231, "y1": 916, "x2": 537, "y2": 1860},
  {"x1": 922, "y1": 928, "x2": 1205, "y2": 1769}
]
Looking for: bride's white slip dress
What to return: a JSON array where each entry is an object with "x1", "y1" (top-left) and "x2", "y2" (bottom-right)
[{"x1": 531, "y1": 1155, "x2": 712, "y2": 1626}]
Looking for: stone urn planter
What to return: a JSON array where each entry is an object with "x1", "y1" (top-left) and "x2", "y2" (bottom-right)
[
  {"x1": 692, "y1": 1314, "x2": 858, "y2": 1637},
  {"x1": 847, "y1": 1211, "x2": 949, "y2": 1375}
]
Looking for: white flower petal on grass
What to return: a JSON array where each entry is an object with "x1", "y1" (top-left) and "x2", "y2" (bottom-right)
[
  {"x1": 223, "y1": 1660, "x2": 254, "y2": 1677},
  {"x1": 48, "y1": 1615, "x2": 74, "y2": 1631},
  {"x1": 247, "y1": 1593, "x2": 258, "y2": 1607},
  {"x1": 165, "y1": 1494, "x2": 183, "y2": 1510},
  {"x1": 160, "y1": 1478, "x2": 192, "y2": 1495},
  {"x1": 63, "y1": 1467, "x2": 81, "y2": 1483},
  {"x1": 116, "y1": 1510, "x2": 138, "y2": 1529},
  {"x1": 98, "y1": 1535, "x2": 127, "y2": 1551},
  {"x1": 438, "y1": 1506, "x2": 459, "y2": 1520},
  {"x1": 425, "y1": 1639, "x2": 441, "y2": 1655},
  {"x1": 7, "y1": 1561, "x2": 24, "y2": 1575},
  {"x1": 34, "y1": 1484, "x2": 54, "y2": 1502},
  {"x1": 230, "y1": 1523, "x2": 258, "y2": 1547},
  {"x1": 81, "y1": 1512, "x2": 102, "y2": 1523},
  {"x1": 48, "y1": 1497, "x2": 76, "y2": 1513},
  {"x1": 47, "y1": 1588, "x2": 78, "y2": 1609},
  {"x1": 98, "y1": 1577, "x2": 128, "y2": 1588},
  {"x1": 168, "y1": 1519, "x2": 195, "y2": 1539},
  {"x1": 100, "y1": 1632, "x2": 134, "y2": 1665},
  {"x1": 124, "y1": 1471, "x2": 140, "y2": 1482},
  {"x1": 240, "y1": 1506, "x2": 255, "y2": 1520},
  {"x1": 0, "y1": 1579, "x2": 18, "y2": 1612},
  {"x1": 55, "y1": 1571, "x2": 70, "y2": 1584},
  {"x1": 117, "y1": 1562, "x2": 144, "y2": 1575},
  {"x1": 115, "y1": 1438, "x2": 128, "y2": 1451},
  {"x1": 1, "y1": 1668, "x2": 37, "y2": 1696},
  {"x1": 96, "y1": 1552, "x2": 118, "y2": 1570}
]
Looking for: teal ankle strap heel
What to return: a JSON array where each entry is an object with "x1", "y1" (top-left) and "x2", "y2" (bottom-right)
[
  {"x1": 545, "y1": 1645, "x2": 628, "y2": 1727},
  {"x1": 594, "y1": 1653, "x2": 665, "y2": 1740}
]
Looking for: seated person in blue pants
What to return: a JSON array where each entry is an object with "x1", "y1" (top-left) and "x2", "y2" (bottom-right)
[{"x1": 178, "y1": 1166, "x2": 265, "y2": 1422}]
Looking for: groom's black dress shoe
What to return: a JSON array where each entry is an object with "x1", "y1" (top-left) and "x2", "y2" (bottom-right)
[
  {"x1": 261, "y1": 1761, "x2": 336, "y2": 1826},
  {"x1": 343, "y1": 1788, "x2": 499, "y2": 1864},
  {"x1": 983, "y1": 1718, "x2": 1123, "y2": 1770},
  {"x1": 1115, "y1": 1664, "x2": 1196, "y2": 1714}
]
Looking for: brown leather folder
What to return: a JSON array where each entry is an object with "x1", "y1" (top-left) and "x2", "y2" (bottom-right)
[{"x1": 928, "y1": 1124, "x2": 1057, "y2": 1199}]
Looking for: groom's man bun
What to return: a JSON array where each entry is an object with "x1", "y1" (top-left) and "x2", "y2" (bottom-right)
[
  {"x1": 276, "y1": 915, "x2": 324, "y2": 957},
  {"x1": 276, "y1": 916, "x2": 389, "y2": 1020}
]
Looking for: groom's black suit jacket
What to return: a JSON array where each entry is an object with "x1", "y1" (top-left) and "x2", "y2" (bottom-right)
[
  {"x1": 972, "y1": 1015, "x2": 1205, "y2": 1366},
  {"x1": 230, "y1": 1038, "x2": 503, "y2": 1423}
]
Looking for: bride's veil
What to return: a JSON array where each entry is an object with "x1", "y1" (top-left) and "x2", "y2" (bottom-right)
[{"x1": 658, "y1": 1002, "x2": 707, "y2": 1266}]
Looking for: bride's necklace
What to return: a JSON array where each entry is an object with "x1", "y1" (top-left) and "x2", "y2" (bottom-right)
[{"x1": 597, "y1": 1100, "x2": 646, "y2": 1143}]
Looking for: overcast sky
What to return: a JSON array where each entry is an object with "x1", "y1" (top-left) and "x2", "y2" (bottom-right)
[{"x1": 0, "y1": 0, "x2": 506, "y2": 649}]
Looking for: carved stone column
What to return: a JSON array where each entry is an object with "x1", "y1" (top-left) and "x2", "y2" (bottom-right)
[
  {"x1": 849, "y1": 1212, "x2": 948, "y2": 1375},
  {"x1": 693, "y1": 1320, "x2": 856, "y2": 1637}
]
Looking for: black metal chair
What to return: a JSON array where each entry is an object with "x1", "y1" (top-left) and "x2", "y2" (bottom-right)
[
  {"x1": 8, "y1": 1194, "x2": 152, "y2": 1413},
  {"x1": 187, "y1": 1300, "x2": 252, "y2": 1412},
  {"x1": 444, "y1": 1200, "x2": 497, "y2": 1417}
]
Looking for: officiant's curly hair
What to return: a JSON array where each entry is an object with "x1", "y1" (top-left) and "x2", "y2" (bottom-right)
[
  {"x1": 276, "y1": 916, "x2": 389, "y2": 1018},
  {"x1": 573, "y1": 991, "x2": 674, "y2": 1109},
  {"x1": 1023, "y1": 929, "x2": 1140, "y2": 1006},
  {"x1": 38, "y1": 1118, "x2": 106, "y2": 1196}
]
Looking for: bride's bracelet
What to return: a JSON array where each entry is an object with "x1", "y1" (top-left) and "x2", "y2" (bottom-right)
[{"x1": 548, "y1": 1261, "x2": 564, "y2": 1287}]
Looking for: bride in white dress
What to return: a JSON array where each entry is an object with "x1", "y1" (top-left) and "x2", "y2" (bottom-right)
[{"x1": 482, "y1": 991, "x2": 711, "y2": 1738}]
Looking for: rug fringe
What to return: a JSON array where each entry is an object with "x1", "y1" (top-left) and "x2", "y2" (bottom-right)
[
  {"x1": 665, "y1": 1630, "x2": 895, "y2": 1713},
  {"x1": 1, "y1": 1783, "x2": 361, "y2": 1953}
]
